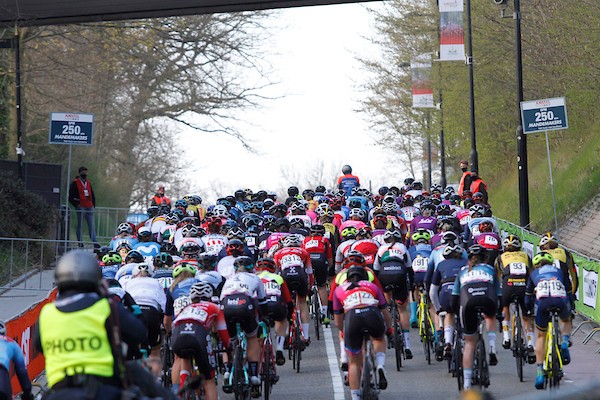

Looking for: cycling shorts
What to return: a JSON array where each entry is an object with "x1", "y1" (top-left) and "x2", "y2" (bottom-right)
[
  {"x1": 139, "y1": 305, "x2": 163, "y2": 348},
  {"x1": 0, "y1": 365, "x2": 12, "y2": 400},
  {"x1": 501, "y1": 282, "x2": 527, "y2": 309},
  {"x1": 310, "y1": 256, "x2": 328, "y2": 287},
  {"x1": 460, "y1": 296, "x2": 497, "y2": 336},
  {"x1": 343, "y1": 307, "x2": 386, "y2": 355},
  {"x1": 535, "y1": 297, "x2": 570, "y2": 331},
  {"x1": 172, "y1": 323, "x2": 213, "y2": 380},
  {"x1": 376, "y1": 263, "x2": 410, "y2": 304},
  {"x1": 264, "y1": 298, "x2": 287, "y2": 322},
  {"x1": 222, "y1": 294, "x2": 259, "y2": 338},
  {"x1": 438, "y1": 286, "x2": 455, "y2": 313},
  {"x1": 281, "y1": 267, "x2": 309, "y2": 298}
]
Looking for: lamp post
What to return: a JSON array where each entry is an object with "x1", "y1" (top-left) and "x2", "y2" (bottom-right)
[{"x1": 466, "y1": 0, "x2": 478, "y2": 173}]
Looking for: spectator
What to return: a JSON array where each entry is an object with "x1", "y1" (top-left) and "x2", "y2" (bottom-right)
[
  {"x1": 150, "y1": 184, "x2": 171, "y2": 207},
  {"x1": 469, "y1": 171, "x2": 489, "y2": 204},
  {"x1": 68, "y1": 166, "x2": 98, "y2": 247},
  {"x1": 457, "y1": 159, "x2": 474, "y2": 196}
]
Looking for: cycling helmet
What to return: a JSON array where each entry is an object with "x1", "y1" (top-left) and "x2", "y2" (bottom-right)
[
  {"x1": 172, "y1": 209, "x2": 185, "y2": 220},
  {"x1": 273, "y1": 217, "x2": 291, "y2": 229},
  {"x1": 403, "y1": 177, "x2": 415, "y2": 186},
  {"x1": 153, "y1": 252, "x2": 174, "y2": 268},
  {"x1": 378, "y1": 186, "x2": 389, "y2": 196},
  {"x1": 315, "y1": 185, "x2": 327, "y2": 194},
  {"x1": 227, "y1": 227, "x2": 246, "y2": 241},
  {"x1": 344, "y1": 250, "x2": 365, "y2": 267},
  {"x1": 533, "y1": 251, "x2": 554, "y2": 267},
  {"x1": 478, "y1": 221, "x2": 494, "y2": 232},
  {"x1": 430, "y1": 183, "x2": 442, "y2": 194},
  {"x1": 181, "y1": 224, "x2": 199, "y2": 238},
  {"x1": 472, "y1": 192, "x2": 484, "y2": 204},
  {"x1": 55, "y1": 250, "x2": 102, "y2": 292},
  {"x1": 289, "y1": 202, "x2": 306, "y2": 212},
  {"x1": 441, "y1": 231, "x2": 459, "y2": 245},
  {"x1": 102, "y1": 251, "x2": 123, "y2": 266},
  {"x1": 282, "y1": 234, "x2": 303, "y2": 247},
  {"x1": 137, "y1": 226, "x2": 152, "y2": 239},
  {"x1": 256, "y1": 257, "x2": 276, "y2": 272},
  {"x1": 302, "y1": 189, "x2": 315, "y2": 199},
  {"x1": 289, "y1": 216, "x2": 305, "y2": 228},
  {"x1": 242, "y1": 214, "x2": 262, "y2": 229},
  {"x1": 449, "y1": 194, "x2": 462, "y2": 205},
  {"x1": 346, "y1": 265, "x2": 368, "y2": 282},
  {"x1": 316, "y1": 203, "x2": 331, "y2": 216},
  {"x1": 383, "y1": 229, "x2": 404, "y2": 243},
  {"x1": 382, "y1": 195, "x2": 396, "y2": 205},
  {"x1": 180, "y1": 241, "x2": 201, "y2": 256},
  {"x1": 198, "y1": 253, "x2": 218, "y2": 270},
  {"x1": 213, "y1": 205, "x2": 229, "y2": 218},
  {"x1": 469, "y1": 204, "x2": 486, "y2": 217},
  {"x1": 321, "y1": 210, "x2": 335, "y2": 220},
  {"x1": 287, "y1": 186, "x2": 300, "y2": 197},
  {"x1": 402, "y1": 195, "x2": 414, "y2": 207},
  {"x1": 341, "y1": 226, "x2": 358, "y2": 239},
  {"x1": 165, "y1": 212, "x2": 180, "y2": 225},
  {"x1": 172, "y1": 262, "x2": 198, "y2": 278},
  {"x1": 189, "y1": 282, "x2": 214, "y2": 302},
  {"x1": 117, "y1": 222, "x2": 133, "y2": 235},
  {"x1": 467, "y1": 244, "x2": 486, "y2": 257},
  {"x1": 357, "y1": 226, "x2": 371, "y2": 238},
  {"x1": 349, "y1": 208, "x2": 365, "y2": 220},
  {"x1": 220, "y1": 220, "x2": 239, "y2": 234},
  {"x1": 503, "y1": 235, "x2": 522, "y2": 250},
  {"x1": 412, "y1": 181, "x2": 423, "y2": 190},
  {"x1": 132, "y1": 263, "x2": 154, "y2": 277},
  {"x1": 216, "y1": 198, "x2": 232, "y2": 208},
  {"x1": 116, "y1": 242, "x2": 133, "y2": 253},
  {"x1": 342, "y1": 164, "x2": 352, "y2": 174},
  {"x1": 411, "y1": 228, "x2": 431, "y2": 243},
  {"x1": 250, "y1": 201, "x2": 264, "y2": 210},
  {"x1": 125, "y1": 250, "x2": 144, "y2": 264},
  {"x1": 263, "y1": 198, "x2": 275, "y2": 209},
  {"x1": 0, "y1": 320, "x2": 6, "y2": 335},
  {"x1": 436, "y1": 204, "x2": 452, "y2": 216},
  {"x1": 269, "y1": 204, "x2": 288, "y2": 215},
  {"x1": 443, "y1": 244, "x2": 463, "y2": 257},
  {"x1": 420, "y1": 200, "x2": 436, "y2": 212},
  {"x1": 174, "y1": 199, "x2": 188, "y2": 209},
  {"x1": 226, "y1": 239, "x2": 245, "y2": 254},
  {"x1": 263, "y1": 215, "x2": 276, "y2": 229},
  {"x1": 310, "y1": 224, "x2": 326, "y2": 236},
  {"x1": 147, "y1": 206, "x2": 159, "y2": 218},
  {"x1": 382, "y1": 203, "x2": 397, "y2": 214},
  {"x1": 234, "y1": 256, "x2": 255, "y2": 271},
  {"x1": 158, "y1": 204, "x2": 171, "y2": 215},
  {"x1": 539, "y1": 232, "x2": 558, "y2": 247}
]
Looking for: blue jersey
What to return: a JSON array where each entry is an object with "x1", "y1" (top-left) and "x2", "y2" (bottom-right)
[
  {"x1": 133, "y1": 241, "x2": 161, "y2": 258},
  {"x1": 425, "y1": 245, "x2": 467, "y2": 288},
  {"x1": 0, "y1": 336, "x2": 31, "y2": 393},
  {"x1": 526, "y1": 264, "x2": 570, "y2": 303},
  {"x1": 101, "y1": 264, "x2": 120, "y2": 279},
  {"x1": 166, "y1": 277, "x2": 199, "y2": 317},
  {"x1": 153, "y1": 268, "x2": 174, "y2": 289},
  {"x1": 408, "y1": 243, "x2": 433, "y2": 285},
  {"x1": 338, "y1": 176, "x2": 360, "y2": 196},
  {"x1": 452, "y1": 263, "x2": 500, "y2": 301},
  {"x1": 110, "y1": 236, "x2": 139, "y2": 251}
]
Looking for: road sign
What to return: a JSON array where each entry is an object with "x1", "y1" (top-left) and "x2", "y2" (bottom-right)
[
  {"x1": 49, "y1": 112, "x2": 94, "y2": 145},
  {"x1": 520, "y1": 97, "x2": 568, "y2": 134}
]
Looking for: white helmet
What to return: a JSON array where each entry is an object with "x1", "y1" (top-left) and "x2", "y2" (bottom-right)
[
  {"x1": 212, "y1": 205, "x2": 229, "y2": 218},
  {"x1": 132, "y1": 263, "x2": 154, "y2": 277}
]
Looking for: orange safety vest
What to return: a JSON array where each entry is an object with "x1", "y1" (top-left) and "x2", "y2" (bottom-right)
[
  {"x1": 458, "y1": 172, "x2": 473, "y2": 195},
  {"x1": 75, "y1": 178, "x2": 94, "y2": 208},
  {"x1": 151, "y1": 195, "x2": 171, "y2": 206}
]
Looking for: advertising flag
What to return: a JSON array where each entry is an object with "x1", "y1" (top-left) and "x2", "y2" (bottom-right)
[
  {"x1": 411, "y1": 54, "x2": 435, "y2": 108},
  {"x1": 439, "y1": 0, "x2": 465, "y2": 61}
]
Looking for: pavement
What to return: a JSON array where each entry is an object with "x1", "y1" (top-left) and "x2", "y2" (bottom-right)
[{"x1": 0, "y1": 270, "x2": 55, "y2": 321}]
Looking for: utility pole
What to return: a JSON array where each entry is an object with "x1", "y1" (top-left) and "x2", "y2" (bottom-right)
[{"x1": 466, "y1": 0, "x2": 478, "y2": 173}]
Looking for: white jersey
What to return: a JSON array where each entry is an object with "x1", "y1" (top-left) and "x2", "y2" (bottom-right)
[
  {"x1": 220, "y1": 271, "x2": 266, "y2": 300},
  {"x1": 335, "y1": 239, "x2": 357, "y2": 265},
  {"x1": 201, "y1": 234, "x2": 228, "y2": 254},
  {"x1": 150, "y1": 217, "x2": 167, "y2": 234},
  {"x1": 400, "y1": 206, "x2": 420, "y2": 222},
  {"x1": 195, "y1": 270, "x2": 225, "y2": 295},
  {"x1": 115, "y1": 263, "x2": 137, "y2": 287},
  {"x1": 175, "y1": 236, "x2": 204, "y2": 252},
  {"x1": 217, "y1": 255, "x2": 239, "y2": 280},
  {"x1": 124, "y1": 276, "x2": 167, "y2": 311}
]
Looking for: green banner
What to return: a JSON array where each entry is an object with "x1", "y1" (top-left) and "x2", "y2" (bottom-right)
[{"x1": 495, "y1": 218, "x2": 600, "y2": 323}]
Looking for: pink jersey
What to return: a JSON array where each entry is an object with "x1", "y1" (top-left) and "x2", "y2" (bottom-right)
[
  {"x1": 474, "y1": 232, "x2": 501, "y2": 250},
  {"x1": 456, "y1": 209, "x2": 471, "y2": 226},
  {"x1": 332, "y1": 280, "x2": 387, "y2": 313},
  {"x1": 266, "y1": 232, "x2": 290, "y2": 250}
]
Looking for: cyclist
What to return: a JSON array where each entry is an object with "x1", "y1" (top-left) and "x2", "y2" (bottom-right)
[
  {"x1": 451, "y1": 244, "x2": 502, "y2": 390},
  {"x1": 101, "y1": 251, "x2": 123, "y2": 279},
  {"x1": 407, "y1": 228, "x2": 433, "y2": 329},
  {"x1": 255, "y1": 257, "x2": 294, "y2": 366},
  {"x1": 36, "y1": 250, "x2": 149, "y2": 400},
  {"x1": 469, "y1": 221, "x2": 501, "y2": 266},
  {"x1": 372, "y1": 229, "x2": 414, "y2": 359},
  {"x1": 273, "y1": 234, "x2": 313, "y2": 345},
  {"x1": 263, "y1": 217, "x2": 291, "y2": 255},
  {"x1": 133, "y1": 226, "x2": 161, "y2": 258},
  {"x1": 152, "y1": 252, "x2": 175, "y2": 289},
  {"x1": 332, "y1": 266, "x2": 392, "y2": 400},
  {"x1": 216, "y1": 239, "x2": 246, "y2": 279},
  {"x1": 350, "y1": 227, "x2": 380, "y2": 268},
  {"x1": 494, "y1": 235, "x2": 535, "y2": 362},
  {"x1": 220, "y1": 256, "x2": 267, "y2": 396},
  {"x1": 525, "y1": 251, "x2": 572, "y2": 390},
  {"x1": 0, "y1": 321, "x2": 33, "y2": 400},
  {"x1": 123, "y1": 263, "x2": 166, "y2": 358},
  {"x1": 195, "y1": 253, "x2": 225, "y2": 299},
  {"x1": 339, "y1": 208, "x2": 367, "y2": 232},
  {"x1": 408, "y1": 200, "x2": 437, "y2": 244},
  {"x1": 115, "y1": 250, "x2": 145, "y2": 286},
  {"x1": 429, "y1": 244, "x2": 465, "y2": 360},
  {"x1": 302, "y1": 224, "x2": 334, "y2": 322},
  {"x1": 172, "y1": 282, "x2": 230, "y2": 400},
  {"x1": 109, "y1": 222, "x2": 138, "y2": 251},
  {"x1": 337, "y1": 164, "x2": 360, "y2": 196},
  {"x1": 334, "y1": 227, "x2": 359, "y2": 272}
]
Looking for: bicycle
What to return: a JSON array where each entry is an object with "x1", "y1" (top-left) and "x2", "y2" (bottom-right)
[
  {"x1": 258, "y1": 320, "x2": 279, "y2": 400},
  {"x1": 471, "y1": 309, "x2": 490, "y2": 389},
  {"x1": 288, "y1": 290, "x2": 306, "y2": 373},
  {"x1": 450, "y1": 315, "x2": 464, "y2": 391},
  {"x1": 360, "y1": 333, "x2": 380, "y2": 400},
  {"x1": 416, "y1": 285, "x2": 435, "y2": 365},
  {"x1": 310, "y1": 285, "x2": 322, "y2": 341},
  {"x1": 161, "y1": 329, "x2": 173, "y2": 390},
  {"x1": 225, "y1": 323, "x2": 251, "y2": 400},
  {"x1": 509, "y1": 296, "x2": 526, "y2": 382},
  {"x1": 543, "y1": 308, "x2": 564, "y2": 389},
  {"x1": 385, "y1": 284, "x2": 405, "y2": 371}
]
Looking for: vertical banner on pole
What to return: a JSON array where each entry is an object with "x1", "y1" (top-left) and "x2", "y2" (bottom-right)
[
  {"x1": 439, "y1": 0, "x2": 465, "y2": 61},
  {"x1": 411, "y1": 54, "x2": 435, "y2": 108}
]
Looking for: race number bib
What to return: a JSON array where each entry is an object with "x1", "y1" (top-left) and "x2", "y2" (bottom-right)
[
  {"x1": 343, "y1": 291, "x2": 378, "y2": 310},
  {"x1": 536, "y1": 280, "x2": 566, "y2": 299},
  {"x1": 174, "y1": 295, "x2": 191, "y2": 316},
  {"x1": 412, "y1": 256, "x2": 429, "y2": 273},
  {"x1": 178, "y1": 306, "x2": 208, "y2": 323},
  {"x1": 403, "y1": 209, "x2": 414, "y2": 221},
  {"x1": 483, "y1": 235, "x2": 498, "y2": 247},
  {"x1": 508, "y1": 262, "x2": 527, "y2": 276},
  {"x1": 281, "y1": 254, "x2": 302, "y2": 268},
  {"x1": 263, "y1": 281, "x2": 282, "y2": 296},
  {"x1": 304, "y1": 239, "x2": 320, "y2": 249}
]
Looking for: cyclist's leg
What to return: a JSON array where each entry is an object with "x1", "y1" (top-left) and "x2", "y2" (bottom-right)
[
  {"x1": 559, "y1": 304, "x2": 572, "y2": 364},
  {"x1": 461, "y1": 300, "x2": 479, "y2": 389},
  {"x1": 343, "y1": 309, "x2": 365, "y2": 400},
  {"x1": 534, "y1": 301, "x2": 551, "y2": 388}
]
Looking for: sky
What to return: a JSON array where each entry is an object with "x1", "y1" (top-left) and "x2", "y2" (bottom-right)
[{"x1": 178, "y1": 2, "x2": 412, "y2": 201}]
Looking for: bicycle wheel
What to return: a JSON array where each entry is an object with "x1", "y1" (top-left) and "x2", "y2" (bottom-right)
[
  {"x1": 513, "y1": 310, "x2": 524, "y2": 382},
  {"x1": 454, "y1": 333, "x2": 463, "y2": 390},
  {"x1": 262, "y1": 342, "x2": 272, "y2": 400},
  {"x1": 422, "y1": 315, "x2": 433, "y2": 365},
  {"x1": 550, "y1": 319, "x2": 562, "y2": 388},
  {"x1": 391, "y1": 304, "x2": 403, "y2": 371},
  {"x1": 476, "y1": 338, "x2": 489, "y2": 388},
  {"x1": 233, "y1": 346, "x2": 246, "y2": 400},
  {"x1": 294, "y1": 319, "x2": 302, "y2": 373},
  {"x1": 161, "y1": 336, "x2": 173, "y2": 389},
  {"x1": 361, "y1": 342, "x2": 374, "y2": 400},
  {"x1": 313, "y1": 288, "x2": 322, "y2": 341}
]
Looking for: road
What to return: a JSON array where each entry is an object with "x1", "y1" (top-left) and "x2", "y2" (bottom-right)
[{"x1": 255, "y1": 316, "x2": 599, "y2": 400}]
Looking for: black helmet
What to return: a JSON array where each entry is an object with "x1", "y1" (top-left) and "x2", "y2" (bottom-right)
[
  {"x1": 315, "y1": 185, "x2": 326, "y2": 194},
  {"x1": 198, "y1": 253, "x2": 218, "y2": 270},
  {"x1": 467, "y1": 244, "x2": 487, "y2": 257},
  {"x1": 287, "y1": 186, "x2": 300, "y2": 197},
  {"x1": 55, "y1": 250, "x2": 102, "y2": 293},
  {"x1": 125, "y1": 250, "x2": 144, "y2": 264},
  {"x1": 234, "y1": 256, "x2": 255, "y2": 271},
  {"x1": 346, "y1": 265, "x2": 368, "y2": 283},
  {"x1": 342, "y1": 164, "x2": 352, "y2": 174}
]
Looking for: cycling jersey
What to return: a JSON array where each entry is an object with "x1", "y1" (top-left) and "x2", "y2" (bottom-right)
[
  {"x1": 463, "y1": 217, "x2": 497, "y2": 241},
  {"x1": 220, "y1": 272, "x2": 267, "y2": 300},
  {"x1": 400, "y1": 206, "x2": 420, "y2": 222},
  {"x1": 115, "y1": 263, "x2": 137, "y2": 286},
  {"x1": 109, "y1": 236, "x2": 138, "y2": 251},
  {"x1": 332, "y1": 280, "x2": 387, "y2": 314},
  {"x1": 0, "y1": 335, "x2": 31, "y2": 399},
  {"x1": 350, "y1": 239, "x2": 380, "y2": 267},
  {"x1": 216, "y1": 255, "x2": 241, "y2": 280},
  {"x1": 133, "y1": 241, "x2": 161, "y2": 258},
  {"x1": 273, "y1": 247, "x2": 313, "y2": 274},
  {"x1": 408, "y1": 243, "x2": 432, "y2": 286},
  {"x1": 195, "y1": 270, "x2": 226, "y2": 298},
  {"x1": 303, "y1": 235, "x2": 333, "y2": 285},
  {"x1": 545, "y1": 247, "x2": 578, "y2": 294},
  {"x1": 153, "y1": 268, "x2": 174, "y2": 289},
  {"x1": 455, "y1": 208, "x2": 471, "y2": 227},
  {"x1": 124, "y1": 277, "x2": 167, "y2": 311},
  {"x1": 258, "y1": 270, "x2": 293, "y2": 321},
  {"x1": 337, "y1": 174, "x2": 360, "y2": 196},
  {"x1": 101, "y1": 264, "x2": 120, "y2": 279},
  {"x1": 166, "y1": 277, "x2": 199, "y2": 317},
  {"x1": 429, "y1": 258, "x2": 465, "y2": 313},
  {"x1": 334, "y1": 239, "x2": 357, "y2": 271},
  {"x1": 526, "y1": 264, "x2": 572, "y2": 329},
  {"x1": 373, "y1": 242, "x2": 409, "y2": 271},
  {"x1": 201, "y1": 233, "x2": 228, "y2": 255}
]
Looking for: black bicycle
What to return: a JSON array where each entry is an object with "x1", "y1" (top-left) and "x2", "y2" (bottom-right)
[
  {"x1": 509, "y1": 296, "x2": 526, "y2": 382},
  {"x1": 386, "y1": 285, "x2": 405, "y2": 371},
  {"x1": 472, "y1": 309, "x2": 490, "y2": 389}
]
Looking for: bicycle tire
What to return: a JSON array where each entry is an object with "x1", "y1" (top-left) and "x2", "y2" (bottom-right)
[
  {"x1": 263, "y1": 342, "x2": 272, "y2": 400},
  {"x1": 391, "y1": 304, "x2": 402, "y2": 371},
  {"x1": 361, "y1": 341, "x2": 373, "y2": 400},
  {"x1": 233, "y1": 346, "x2": 245, "y2": 400},
  {"x1": 514, "y1": 309, "x2": 524, "y2": 382},
  {"x1": 551, "y1": 318, "x2": 561, "y2": 388},
  {"x1": 476, "y1": 338, "x2": 490, "y2": 388},
  {"x1": 313, "y1": 289, "x2": 322, "y2": 341},
  {"x1": 294, "y1": 319, "x2": 302, "y2": 373},
  {"x1": 423, "y1": 316, "x2": 433, "y2": 365},
  {"x1": 454, "y1": 333, "x2": 463, "y2": 390}
]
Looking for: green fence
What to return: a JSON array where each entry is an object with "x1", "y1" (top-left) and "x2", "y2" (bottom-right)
[{"x1": 496, "y1": 218, "x2": 600, "y2": 324}]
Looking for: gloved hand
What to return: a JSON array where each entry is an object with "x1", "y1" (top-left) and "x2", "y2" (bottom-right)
[{"x1": 385, "y1": 327, "x2": 394, "y2": 338}]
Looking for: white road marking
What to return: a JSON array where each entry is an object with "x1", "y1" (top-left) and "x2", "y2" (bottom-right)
[{"x1": 324, "y1": 324, "x2": 346, "y2": 400}]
